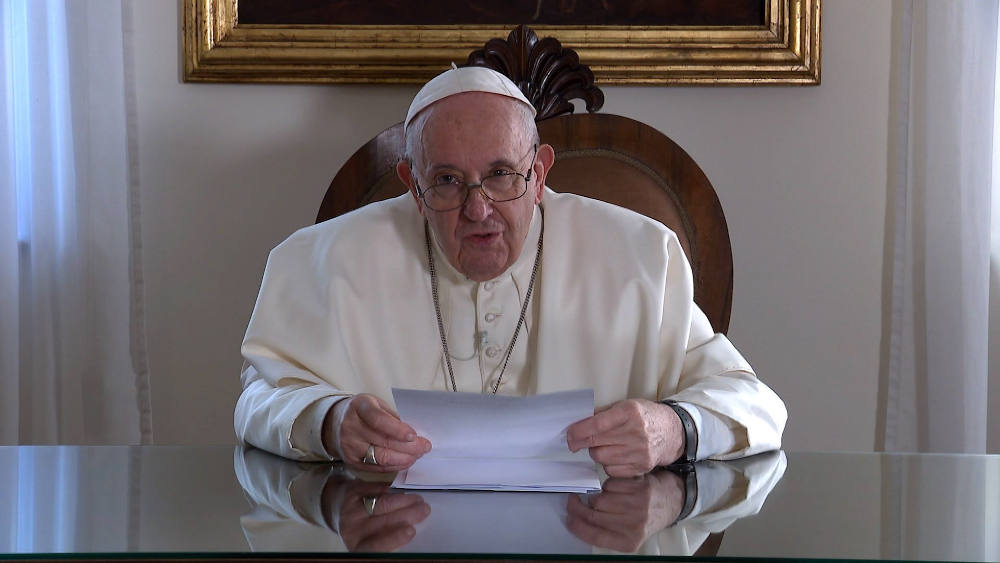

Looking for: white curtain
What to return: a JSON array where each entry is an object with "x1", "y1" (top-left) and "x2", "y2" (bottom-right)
[
  {"x1": 878, "y1": 0, "x2": 998, "y2": 453},
  {"x1": 991, "y1": 0, "x2": 1000, "y2": 457},
  {"x1": 879, "y1": 455, "x2": 999, "y2": 561},
  {"x1": 0, "y1": 447, "x2": 140, "y2": 552},
  {"x1": 0, "y1": 0, "x2": 151, "y2": 444}
]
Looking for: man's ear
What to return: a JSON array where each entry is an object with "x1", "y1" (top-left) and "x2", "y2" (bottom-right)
[
  {"x1": 396, "y1": 159, "x2": 424, "y2": 214},
  {"x1": 532, "y1": 144, "x2": 556, "y2": 204}
]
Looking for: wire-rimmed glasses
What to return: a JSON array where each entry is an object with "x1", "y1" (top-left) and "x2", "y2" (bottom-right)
[{"x1": 415, "y1": 145, "x2": 538, "y2": 212}]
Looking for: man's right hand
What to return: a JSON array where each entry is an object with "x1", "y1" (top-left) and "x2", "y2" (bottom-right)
[{"x1": 335, "y1": 394, "x2": 432, "y2": 473}]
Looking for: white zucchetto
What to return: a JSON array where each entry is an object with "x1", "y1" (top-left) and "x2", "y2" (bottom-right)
[{"x1": 404, "y1": 65, "x2": 536, "y2": 132}]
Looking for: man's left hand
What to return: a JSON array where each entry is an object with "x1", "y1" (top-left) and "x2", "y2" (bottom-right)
[
  {"x1": 567, "y1": 399, "x2": 685, "y2": 477},
  {"x1": 566, "y1": 470, "x2": 686, "y2": 553}
]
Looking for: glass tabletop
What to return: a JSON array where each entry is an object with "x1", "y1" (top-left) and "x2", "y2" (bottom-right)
[{"x1": 0, "y1": 446, "x2": 997, "y2": 561}]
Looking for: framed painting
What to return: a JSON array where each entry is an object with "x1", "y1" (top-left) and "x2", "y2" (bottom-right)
[{"x1": 182, "y1": 0, "x2": 820, "y2": 85}]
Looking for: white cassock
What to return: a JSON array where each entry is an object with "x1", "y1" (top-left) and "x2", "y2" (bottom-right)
[{"x1": 236, "y1": 189, "x2": 786, "y2": 461}]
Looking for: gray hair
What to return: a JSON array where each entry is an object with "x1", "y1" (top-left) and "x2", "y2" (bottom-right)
[{"x1": 403, "y1": 99, "x2": 539, "y2": 172}]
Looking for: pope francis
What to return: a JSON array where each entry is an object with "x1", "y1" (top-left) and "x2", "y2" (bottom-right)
[{"x1": 236, "y1": 66, "x2": 787, "y2": 478}]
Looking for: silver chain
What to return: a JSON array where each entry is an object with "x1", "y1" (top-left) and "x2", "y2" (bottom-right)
[{"x1": 424, "y1": 209, "x2": 544, "y2": 394}]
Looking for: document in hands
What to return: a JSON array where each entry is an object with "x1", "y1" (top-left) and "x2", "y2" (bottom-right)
[{"x1": 390, "y1": 388, "x2": 601, "y2": 493}]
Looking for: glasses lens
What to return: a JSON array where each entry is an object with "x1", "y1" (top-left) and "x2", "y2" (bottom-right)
[
  {"x1": 424, "y1": 183, "x2": 465, "y2": 210},
  {"x1": 481, "y1": 174, "x2": 527, "y2": 202},
  {"x1": 420, "y1": 171, "x2": 530, "y2": 211}
]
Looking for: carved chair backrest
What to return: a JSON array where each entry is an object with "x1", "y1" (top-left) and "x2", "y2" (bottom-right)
[{"x1": 317, "y1": 26, "x2": 733, "y2": 333}]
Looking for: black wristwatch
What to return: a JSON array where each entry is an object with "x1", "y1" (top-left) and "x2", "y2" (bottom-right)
[{"x1": 661, "y1": 399, "x2": 698, "y2": 464}]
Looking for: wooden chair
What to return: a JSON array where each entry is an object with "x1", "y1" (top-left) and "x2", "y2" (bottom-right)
[{"x1": 317, "y1": 26, "x2": 733, "y2": 335}]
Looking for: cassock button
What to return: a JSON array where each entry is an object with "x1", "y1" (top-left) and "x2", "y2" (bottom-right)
[
  {"x1": 483, "y1": 280, "x2": 497, "y2": 291},
  {"x1": 485, "y1": 346, "x2": 501, "y2": 358},
  {"x1": 484, "y1": 312, "x2": 498, "y2": 323}
]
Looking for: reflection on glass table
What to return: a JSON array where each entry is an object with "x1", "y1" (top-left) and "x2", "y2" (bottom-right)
[
  {"x1": 3, "y1": 447, "x2": 999, "y2": 561},
  {"x1": 234, "y1": 446, "x2": 787, "y2": 556}
]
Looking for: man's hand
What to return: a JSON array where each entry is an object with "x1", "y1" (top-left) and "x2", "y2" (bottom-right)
[
  {"x1": 335, "y1": 481, "x2": 430, "y2": 552},
  {"x1": 336, "y1": 394, "x2": 432, "y2": 473},
  {"x1": 566, "y1": 470, "x2": 686, "y2": 553},
  {"x1": 566, "y1": 399, "x2": 685, "y2": 477}
]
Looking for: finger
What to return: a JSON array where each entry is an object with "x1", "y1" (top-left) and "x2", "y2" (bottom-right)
[
  {"x1": 573, "y1": 429, "x2": 636, "y2": 451},
  {"x1": 566, "y1": 510, "x2": 638, "y2": 553},
  {"x1": 341, "y1": 447, "x2": 414, "y2": 473},
  {"x1": 344, "y1": 481, "x2": 393, "y2": 500},
  {"x1": 587, "y1": 490, "x2": 641, "y2": 514},
  {"x1": 340, "y1": 406, "x2": 416, "y2": 467},
  {"x1": 341, "y1": 436, "x2": 431, "y2": 472},
  {"x1": 347, "y1": 433, "x2": 429, "y2": 457},
  {"x1": 375, "y1": 436, "x2": 432, "y2": 456},
  {"x1": 340, "y1": 439, "x2": 430, "y2": 473},
  {"x1": 340, "y1": 443, "x2": 404, "y2": 472},
  {"x1": 344, "y1": 456, "x2": 414, "y2": 473},
  {"x1": 588, "y1": 444, "x2": 656, "y2": 474},
  {"x1": 366, "y1": 492, "x2": 426, "y2": 517},
  {"x1": 339, "y1": 496, "x2": 428, "y2": 552},
  {"x1": 359, "y1": 442, "x2": 430, "y2": 471},
  {"x1": 572, "y1": 415, "x2": 656, "y2": 451},
  {"x1": 600, "y1": 476, "x2": 649, "y2": 495},
  {"x1": 567, "y1": 492, "x2": 637, "y2": 529},
  {"x1": 355, "y1": 397, "x2": 419, "y2": 443},
  {"x1": 342, "y1": 494, "x2": 429, "y2": 527},
  {"x1": 340, "y1": 486, "x2": 398, "y2": 522},
  {"x1": 566, "y1": 493, "x2": 594, "y2": 518},
  {"x1": 355, "y1": 499, "x2": 431, "y2": 539},
  {"x1": 566, "y1": 406, "x2": 631, "y2": 450},
  {"x1": 586, "y1": 443, "x2": 630, "y2": 464},
  {"x1": 604, "y1": 464, "x2": 646, "y2": 478},
  {"x1": 352, "y1": 522, "x2": 417, "y2": 553}
]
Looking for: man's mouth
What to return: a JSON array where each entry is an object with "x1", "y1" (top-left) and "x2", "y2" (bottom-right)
[{"x1": 465, "y1": 232, "x2": 501, "y2": 245}]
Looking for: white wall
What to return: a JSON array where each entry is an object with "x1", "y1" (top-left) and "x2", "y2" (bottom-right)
[{"x1": 131, "y1": 1, "x2": 891, "y2": 451}]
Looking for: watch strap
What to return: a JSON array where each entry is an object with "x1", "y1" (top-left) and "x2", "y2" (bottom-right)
[
  {"x1": 669, "y1": 463, "x2": 698, "y2": 524},
  {"x1": 662, "y1": 400, "x2": 698, "y2": 464}
]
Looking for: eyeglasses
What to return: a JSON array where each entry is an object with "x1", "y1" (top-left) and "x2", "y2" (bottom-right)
[{"x1": 414, "y1": 145, "x2": 538, "y2": 212}]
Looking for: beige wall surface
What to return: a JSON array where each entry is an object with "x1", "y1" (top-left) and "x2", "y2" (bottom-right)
[{"x1": 133, "y1": 2, "x2": 891, "y2": 451}]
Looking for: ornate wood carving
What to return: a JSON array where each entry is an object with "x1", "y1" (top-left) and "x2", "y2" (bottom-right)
[{"x1": 464, "y1": 25, "x2": 605, "y2": 121}]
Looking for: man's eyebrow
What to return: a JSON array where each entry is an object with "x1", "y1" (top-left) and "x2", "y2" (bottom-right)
[
  {"x1": 426, "y1": 162, "x2": 460, "y2": 172},
  {"x1": 488, "y1": 158, "x2": 518, "y2": 169},
  {"x1": 426, "y1": 157, "x2": 518, "y2": 173}
]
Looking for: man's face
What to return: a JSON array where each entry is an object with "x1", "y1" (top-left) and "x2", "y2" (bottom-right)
[{"x1": 398, "y1": 93, "x2": 554, "y2": 282}]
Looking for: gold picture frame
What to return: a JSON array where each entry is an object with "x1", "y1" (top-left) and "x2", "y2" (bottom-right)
[{"x1": 182, "y1": 0, "x2": 820, "y2": 85}]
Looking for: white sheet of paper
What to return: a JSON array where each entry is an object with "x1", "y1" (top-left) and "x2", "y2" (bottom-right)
[{"x1": 390, "y1": 388, "x2": 600, "y2": 492}]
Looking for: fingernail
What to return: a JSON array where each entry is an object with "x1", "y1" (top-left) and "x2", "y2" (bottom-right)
[
  {"x1": 406, "y1": 432, "x2": 415, "y2": 442},
  {"x1": 423, "y1": 442, "x2": 432, "y2": 453}
]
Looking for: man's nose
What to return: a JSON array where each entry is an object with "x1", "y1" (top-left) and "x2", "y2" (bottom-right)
[{"x1": 461, "y1": 186, "x2": 493, "y2": 221}]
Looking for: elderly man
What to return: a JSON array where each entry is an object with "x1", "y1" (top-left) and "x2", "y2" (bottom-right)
[{"x1": 237, "y1": 66, "x2": 786, "y2": 478}]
